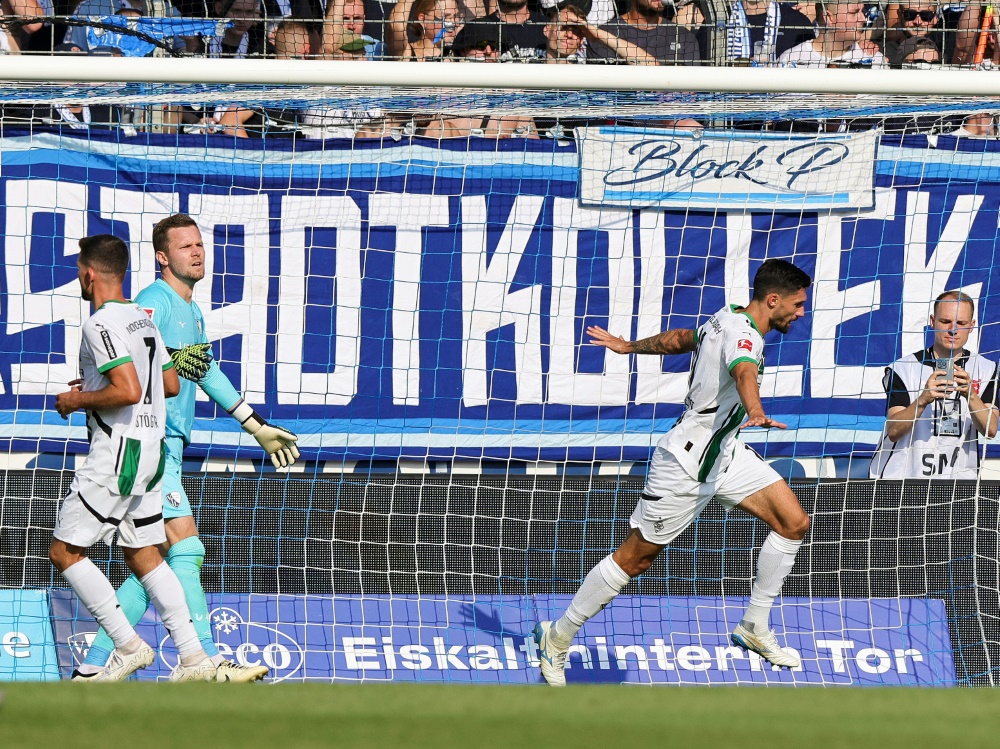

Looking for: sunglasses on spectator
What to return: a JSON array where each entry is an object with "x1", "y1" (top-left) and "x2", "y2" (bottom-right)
[
  {"x1": 468, "y1": 41, "x2": 496, "y2": 51},
  {"x1": 902, "y1": 9, "x2": 937, "y2": 22}
]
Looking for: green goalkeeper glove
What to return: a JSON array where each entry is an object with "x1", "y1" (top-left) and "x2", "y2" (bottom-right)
[
  {"x1": 229, "y1": 399, "x2": 300, "y2": 469},
  {"x1": 166, "y1": 343, "x2": 214, "y2": 382}
]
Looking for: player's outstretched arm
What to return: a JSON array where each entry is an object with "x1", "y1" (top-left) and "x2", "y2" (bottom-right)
[
  {"x1": 731, "y1": 361, "x2": 787, "y2": 430},
  {"x1": 198, "y1": 362, "x2": 300, "y2": 469},
  {"x1": 586, "y1": 326, "x2": 696, "y2": 356}
]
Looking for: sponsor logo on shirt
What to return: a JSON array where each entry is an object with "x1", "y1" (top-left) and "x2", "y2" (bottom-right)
[
  {"x1": 737, "y1": 338, "x2": 753, "y2": 353},
  {"x1": 100, "y1": 329, "x2": 116, "y2": 359}
]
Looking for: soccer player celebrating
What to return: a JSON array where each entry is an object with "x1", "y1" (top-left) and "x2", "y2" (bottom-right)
[
  {"x1": 534, "y1": 259, "x2": 813, "y2": 686},
  {"x1": 51, "y1": 234, "x2": 217, "y2": 683},
  {"x1": 76, "y1": 214, "x2": 299, "y2": 682}
]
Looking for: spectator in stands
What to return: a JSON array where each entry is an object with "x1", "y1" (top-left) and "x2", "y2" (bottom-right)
[
  {"x1": 724, "y1": 0, "x2": 816, "y2": 64},
  {"x1": 386, "y1": 0, "x2": 463, "y2": 59},
  {"x1": 195, "y1": 0, "x2": 264, "y2": 57},
  {"x1": 542, "y1": 3, "x2": 655, "y2": 63},
  {"x1": 217, "y1": 19, "x2": 309, "y2": 137},
  {"x1": 469, "y1": 0, "x2": 547, "y2": 61},
  {"x1": 1, "y1": 0, "x2": 43, "y2": 50},
  {"x1": 952, "y1": 3, "x2": 998, "y2": 65},
  {"x1": 66, "y1": 0, "x2": 147, "y2": 52},
  {"x1": 324, "y1": 0, "x2": 382, "y2": 57},
  {"x1": 884, "y1": 1, "x2": 942, "y2": 65},
  {"x1": 870, "y1": 291, "x2": 999, "y2": 480},
  {"x1": 778, "y1": 1, "x2": 887, "y2": 66},
  {"x1": 894, "y1": 33, "x2": 940, "y2": 65},
  {"x1": 586, "y1": 0, "x2": 701, "y2": 64},
  {"x1": 422, "y1": 21, "x2": 537, "y2": 137}
]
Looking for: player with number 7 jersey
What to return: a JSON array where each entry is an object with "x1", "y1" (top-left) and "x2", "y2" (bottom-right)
[{"x1": 73, "y1": 300, "x2": 171, "y2": 509}]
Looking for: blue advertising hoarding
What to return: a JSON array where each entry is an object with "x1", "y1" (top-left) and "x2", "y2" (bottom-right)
[
  {"x1": 48, "y1": 590, "x2": 956, "y2": 686},
  {"x1": 0, "y1": 590, "x2": 60, "y2": 681},
  {"x1": 0, "y1": 130, "x2": 998, "y2": 463}
]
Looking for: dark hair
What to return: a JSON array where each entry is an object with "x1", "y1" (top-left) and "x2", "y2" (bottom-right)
[
  {"x1": 78, "y1": 234, "x2": 130, "y2": 278},
  {"x1": 934, "y1": 290, "x2": 976, "y2": 319},
  {"x1": 752, "y1": 259, "x2": 812, "y2": 300},
  {"x1": 152, "y1": 213, "x2": 199, "y2": 256}
]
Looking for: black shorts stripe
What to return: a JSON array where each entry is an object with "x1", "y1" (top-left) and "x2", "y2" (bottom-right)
[
  {"x1": 132, "y1": 513, "x2": 163, "y2": 528},
  {"x1": 77, "y1": 491, "x2": 123, "y2": 527}
]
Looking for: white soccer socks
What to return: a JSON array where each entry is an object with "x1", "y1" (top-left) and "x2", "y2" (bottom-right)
[
  {"x1": 140, "y1": 561, "x2": 206, "y2": 665},
  {"x1": 553, "y1": 554, "x2": 631, "y2": 644},
  {"x1": 62, "y1": 558, "x2": 139, "y2": 650},
  {"x1": 741, "y1": 531, "x2": 803, "y2": 632}
]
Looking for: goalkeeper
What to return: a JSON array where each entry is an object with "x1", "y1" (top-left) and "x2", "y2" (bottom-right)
[{"x1": 75, "y1": 214, "x2": 299, "y2": 683}]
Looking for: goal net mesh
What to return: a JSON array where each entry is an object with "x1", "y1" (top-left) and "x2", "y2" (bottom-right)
[{"x1": 0, "y1": 78, "x2": 997, "y2": 686}]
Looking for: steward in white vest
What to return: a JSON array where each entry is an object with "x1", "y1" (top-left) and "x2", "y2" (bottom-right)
[{"x1": 871, "y1": 291, "x2": 1000, "y2": 479}]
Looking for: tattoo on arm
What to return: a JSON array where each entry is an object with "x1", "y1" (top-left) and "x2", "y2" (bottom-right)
[{"x1": 630, "y1": 329, "x2": 696, "y2": 355}]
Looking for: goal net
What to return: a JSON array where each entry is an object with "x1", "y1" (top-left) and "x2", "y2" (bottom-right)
[{"x1": 0, "y1": 63, "x2": 998, "y2": 686}]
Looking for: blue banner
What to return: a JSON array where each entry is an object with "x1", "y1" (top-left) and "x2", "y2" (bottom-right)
[
  {"x1": 48, "y1": 590, "x2": 954, "y2": 685},
  {"x1": 1, "y1": 130, "x2": 998, "y2": 462},
  {"x1": 0, "y1": 590, "x2": 60, "y2": 681}
]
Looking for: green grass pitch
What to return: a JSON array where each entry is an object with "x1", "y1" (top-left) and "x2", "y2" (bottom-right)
[{"x1": 1, "y1": 683, "x2": 998, "y2": 748}]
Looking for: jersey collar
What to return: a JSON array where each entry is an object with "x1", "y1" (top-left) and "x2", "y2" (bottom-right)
[
  {"x1": 730, "y1": 304, "x2": 763, "y2": 336},
  {"x1": 97, "y1": 299, "x2": 131, "y2": 310}
]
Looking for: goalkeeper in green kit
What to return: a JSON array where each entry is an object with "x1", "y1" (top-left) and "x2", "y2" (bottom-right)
[{"x1": 74, "y1": 214, "x2": 299, "y2": 682}]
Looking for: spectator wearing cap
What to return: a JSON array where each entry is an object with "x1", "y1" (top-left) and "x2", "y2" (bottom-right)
[
  {"x1": 324, "y1": 0, "x2": 382, "y2": 57},
  {"x1": 778, "y1": 1, "x2": 887, "y2": 66},
  {"x1": 468, "y1": 0, "x2": 547, "y2": 61},
  {"x1": 892, "y1": 33, "x2": 939, "y2": 65},
  {"x1": 386, "y1": 0, "x2": 463, "y2": 60},
  {"x1": 421, "y1": 21, "x2": 537, "y2": 137},
  {"x1": 542, "y1": 3, "x2": 655, "y2": 63},
  {"x1": 586, "y1": 0, "x2": 701, "y2": 65},
  {"x1": 723, "y1": 0, "x2": 816, "y2": 64},
  {"x1": 884, "y1": 2, "x2": 942, "y2": 63}
]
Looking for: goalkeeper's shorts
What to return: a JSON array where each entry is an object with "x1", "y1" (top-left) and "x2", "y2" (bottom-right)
[
  {"x1": 162, "y1": 437, "x2": 192, "y2": 520},
  {"x1": 631, "y1": 442, "x2": 781, "y2": 546}
]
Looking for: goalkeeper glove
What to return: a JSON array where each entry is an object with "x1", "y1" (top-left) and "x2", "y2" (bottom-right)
[
  {"x1": 229, "y1": 399, "x2": 300, "y2": 469},
  {"x1": 166, "y1": 343, "x2": 214, "y2": 382}
]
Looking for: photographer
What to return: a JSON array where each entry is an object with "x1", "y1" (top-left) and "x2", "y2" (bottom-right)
[{"x1": 871, "y1": 291, "x2": 999, "y2": 479}]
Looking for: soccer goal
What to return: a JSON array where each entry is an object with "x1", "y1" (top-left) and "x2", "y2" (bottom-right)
[{"x1": 0, "y1": 58, "x2": 997, "y2": 686}]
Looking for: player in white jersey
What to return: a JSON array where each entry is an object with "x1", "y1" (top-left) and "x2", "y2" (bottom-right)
[
  {"x1": 48, "y1": 234, "x2": 218, "y2": 682},
  {"x1": 871, "y1": 291, "x2": 999, "y2": 479},
  {"x1": 533, "y1": 259, "x2": 813, "y2": 685}
]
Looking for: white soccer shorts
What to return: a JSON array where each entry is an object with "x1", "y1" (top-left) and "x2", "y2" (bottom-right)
[
  {"x1": 630, "y1": 441, "x2": 782, "y2": 546},
  {"x1": 53, "y1": 474, "x2": 166, "y2": 549}
]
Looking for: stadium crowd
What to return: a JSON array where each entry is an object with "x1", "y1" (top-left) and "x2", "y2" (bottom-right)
[{"x1": 0, "y1": 0, "x2": 996, "y2": 136}]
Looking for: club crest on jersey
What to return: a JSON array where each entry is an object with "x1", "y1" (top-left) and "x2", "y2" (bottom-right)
[{"x1": 737, "y1": 338, "x2": 753, "y2": 353}]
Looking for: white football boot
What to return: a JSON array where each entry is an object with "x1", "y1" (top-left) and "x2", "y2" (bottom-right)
[
  {"x1": 89, "y1": 642, "x2": 155, "y2": 682},
  {"x1": 169, "y1": 656, "x2": 218, "y2": 683},
  {"x1": 215, "y1": 660, "x2": 269, "y2": 683},
  {"x1": 731, "y1": 623, "x2": 800, "y2": 669},
  {"x1": 533, "y1": 621, "x2": 570, "y2": 687}
]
